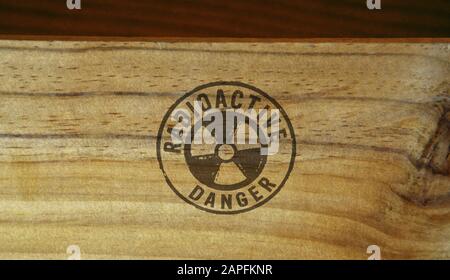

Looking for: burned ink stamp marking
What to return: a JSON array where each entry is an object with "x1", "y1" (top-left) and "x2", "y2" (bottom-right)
[{"x1": 157, "y1": 81, "x2": 296, "y2": 214}]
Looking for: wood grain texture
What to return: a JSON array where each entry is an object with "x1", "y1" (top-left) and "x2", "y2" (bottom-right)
[
  {"x1": 0, "y1": 0, "x2": 449, "y2": 38},
  {"x1": 0, "y1": 41, "x2": 449, "y2": 259}
]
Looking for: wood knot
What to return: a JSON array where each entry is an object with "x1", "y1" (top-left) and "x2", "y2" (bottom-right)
[{"x1": 419, "y1": 107, "x2": 449, "y2": 176}]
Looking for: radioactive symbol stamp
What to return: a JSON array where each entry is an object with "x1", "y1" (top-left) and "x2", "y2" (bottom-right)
[{"x1": 157, "y1": 81, "x2": 296, "y2": 214}]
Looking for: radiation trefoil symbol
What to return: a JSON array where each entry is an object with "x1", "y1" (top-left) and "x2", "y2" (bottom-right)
[{"x1": 157, "y1": 82, "x2": 296, "y2": 214}]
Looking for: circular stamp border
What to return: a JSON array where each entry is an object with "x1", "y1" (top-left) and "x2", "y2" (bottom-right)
[{"x1": 156, "y1": 81, "x2": 297, "y2": 214}]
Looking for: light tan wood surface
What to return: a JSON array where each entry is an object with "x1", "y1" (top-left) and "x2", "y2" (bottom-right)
[{"x1": 0, "y1": 41, "x2": 448, "y2": 259}]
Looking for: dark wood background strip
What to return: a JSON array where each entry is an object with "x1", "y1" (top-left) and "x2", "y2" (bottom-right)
[{"x1": 0, "y1": 0, "x2": 448, "y2": 38}]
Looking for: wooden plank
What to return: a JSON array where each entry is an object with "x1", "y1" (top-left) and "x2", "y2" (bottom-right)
[
  {"x1": 0, "y1": 41, "x2": 448, "y2": 259},
  {"x1": 0, "y1": 0, "x2": 449, "y2": 38}
]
